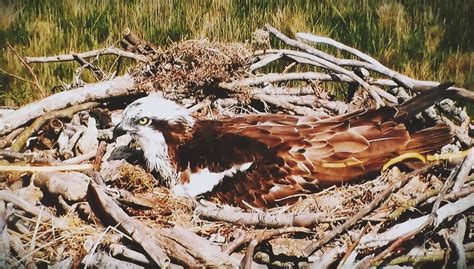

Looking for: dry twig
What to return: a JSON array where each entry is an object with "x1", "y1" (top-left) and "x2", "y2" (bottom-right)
[
  {"x1": 87, "y1": 182, "x2": 170, "y2": 267},
  {"x1": 25, "y1": 47, "x2": 148, "y2": 64},
  {"x1": 0, "y1": 190, "x2": 52, "y2": 221},
  {"x1": 0, "y1": 76, "x2": 135, "y2": 136},
  {"x1": 196, "y1": 204, "x2": 325, "y2": 228},
  {"x1": 359, "y1": 163, "x2": 461, "y2": 268},
  {"x1": 10, "y1": 102, "x2": 98, "y2": 151},
  {"x1": 303, "y1": 164, "x2": 436, "y2": 257},
  {"x1": 264, "y1": 24, "x2": 388, "y2": 106}
]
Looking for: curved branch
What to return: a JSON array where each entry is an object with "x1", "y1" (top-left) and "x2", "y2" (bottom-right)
[{"x1": 0, "y1": 75, "x2": 135, "y2": 136}]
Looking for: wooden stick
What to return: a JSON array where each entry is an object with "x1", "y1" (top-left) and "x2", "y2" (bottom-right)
[
  {"x1": 220, "y1": 71, "x2": 400, "y2": 95},
  {"x1": 238, "y1": 227, "x2": 310, "y2": 268},
  {"x1": 448, "y1": 217, "x2": 467, "y2": 269},
  {"x1": 196, "y1": 204, "x2": 325, "y2": 228},
  {"x1": 0, "y1": 150, "x2": 35, "y2": 161},
  {"x1": 0, "y1": 75, "x2": 135, "y2": 136},
  {"x1": 295, "y1": 32, "x2": 474, "y2": 101},
  {"x1": 241, "y1": 239, "x2": 258, "y2": 269},
  {"x1": 10, "y1": 102, "x2": 98, "y2": 151},
  {"x1": 109, "y1": 244, "x2": 151, "y2": 265},
  {"x1": 360, "y1": 164, "x2": 461, "y2": 268},
  {"x1": 222, "y1": 229, "x2": 246, "y2": 254},
  {"x1": 158, "y1": 226, "x2": 239, "y2": 267},
  {"x1": 25, "y1": 47, "x2": 147, "y2": 64},
  {"x1": 251, "y1": 85, "x2": 315, "y2": 96},
  {"x1": 310, "y1": 246, "x2": 346, "y2": 268},
  {"x1": 0, "y1": 128, "x2": 24, "y2": 149},
  {"x1": 449, "y1": 148, "x2": 474, "y2": 269},
  {"x1": 256, "y1": 49, "x2": 374, "y2": 73},
  {"x1": 0, "y1": 190, "x2": 52, "y2": 221},
  {"x1": 264, "y1": 24, "x2": 386, "y2": 106},
  {"x1": 250, "y1": 53, "x2": 283, "y2": 71},
  {"x1": 337, "y1": 225, "x2": 370, "y2": 268},
  {"x1": 87, "y1": 182, "x2": 170, "y2": 267},
  {"x1": 62, "y1": 151, "x2": 97, "y2": 164},
  {"x1": 0, "y1": 68, "x2": 37, "y2": 87},
  {"x1": 81, "y1": 252, "x2": 144, "y2": 269},
  {"x1": 453, "y1": 148, "x2": 474, "y2": 192},
  {"x1": 296, "y1": 32, "x2": 415, "y2": 88},
  {"x1": 254, "y1": 94, "x2": 327, "y2": 117},
  {"x1": 303, "y1": 164, "x2": 436, "y2": 257},
  {"x1": 72, "y1": 53, "x2": 105, "y2": 80},
  {"x1": 91, "y1": 180, "x2": 238, "y2": 267},
  {"x1": 385, "y1": 251, "x2": 474, "y2": 266},
  {"x1": 357, "y1": 193, "x2": 474, "y2": 250},
  {"x1": 0, "y1": 164, "x2": 94, "y2": 172}
]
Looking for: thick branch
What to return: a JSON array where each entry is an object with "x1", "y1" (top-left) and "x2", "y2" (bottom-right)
[
  {"x1": 87, "y1": 182, "x2": 170, "y2": 267},
  {"x1": 0, "y1": 190, "x2": 52, "y2": 221},
  {"x1": 195, "y1": 204, "x2": 325, "y2": 228},
  {"x1": 358, "y1": 193, "x2": 474, "y2": 250},
  {"x1": 10, "y1": 102, "x2": 98, "y2": 151},
  {"x1": 25, "y1": 47, "x2": 148, "y2": 64},
  {"x1": 0, "y1": 75, "x2": 135, "y2": 136}
]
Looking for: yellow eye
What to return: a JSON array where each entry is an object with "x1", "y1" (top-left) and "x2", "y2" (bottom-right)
[{"x1": 137, "y1": 117, "x2": 150, "y2": 125}]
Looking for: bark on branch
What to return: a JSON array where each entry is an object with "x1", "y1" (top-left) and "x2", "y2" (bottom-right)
[
  {"x1": 264, "y1": 24, "x2": 387, "y2": 106},
  {"x1": 294, "y1": 31, "x2": 474, "y2": 100},
  {"x1": 195, "y1": 204, "x2": 325, "y2": 228},
  {"x1": 0, "y1": 75, "x2": 135, "y2": 136},
  {"x1": 25, "y1": 47, "x2": 148, "y2": 64}
]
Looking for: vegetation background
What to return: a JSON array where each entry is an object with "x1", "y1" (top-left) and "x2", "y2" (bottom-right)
[{"x1": 0, "y1": 0, "x2": 472, "y2": 111}]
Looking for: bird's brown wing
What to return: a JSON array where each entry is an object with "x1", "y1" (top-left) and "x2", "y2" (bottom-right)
[
  {"x1": 202, "y1": 83, "x2": 456, "y2": 208},
  {"x1": 204, "y1": 107, "x2": 452, "y2": 208},
  {"x1": 176, "y1": 114, "x2": 313, "y2": 173},
  {"x1": 204, "y1": 108, "x2": 408, "y2": 207}
]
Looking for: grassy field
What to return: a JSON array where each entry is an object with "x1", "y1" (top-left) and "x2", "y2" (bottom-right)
[{"x1": 0, "y1": 0, "x2": 472, "y2": 108}]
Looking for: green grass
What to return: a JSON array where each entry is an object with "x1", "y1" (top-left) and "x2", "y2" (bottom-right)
[{"x1": 0, "y1": 0, "x2": 472, "y2": 109}]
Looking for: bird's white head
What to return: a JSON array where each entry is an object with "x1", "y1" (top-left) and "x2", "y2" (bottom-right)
[{"x1": 113, "y1": 95, "x2": 194, "y2": 187}]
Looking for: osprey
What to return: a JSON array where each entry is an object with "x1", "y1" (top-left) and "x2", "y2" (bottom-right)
[{"x1": 113, "y1": 83, "x2": 455, "y2": 208}]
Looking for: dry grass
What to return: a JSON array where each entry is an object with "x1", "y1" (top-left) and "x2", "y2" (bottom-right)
[{"x1": 140, "y1": 39, "x2": 252, "y2": 92}]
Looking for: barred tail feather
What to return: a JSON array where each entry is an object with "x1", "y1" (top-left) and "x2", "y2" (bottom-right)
[{"x1": 403, "y1": 124, "x2": 454, "y2": 155}]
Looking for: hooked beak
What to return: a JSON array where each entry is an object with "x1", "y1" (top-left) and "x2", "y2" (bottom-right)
[{"x1": 113, "y1": 122, "x2": 127, "y2": 140}]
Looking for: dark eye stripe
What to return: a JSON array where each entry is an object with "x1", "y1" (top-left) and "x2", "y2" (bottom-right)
[{"x1": 150, "y1": 119, "x2": 169, "y2": 131}]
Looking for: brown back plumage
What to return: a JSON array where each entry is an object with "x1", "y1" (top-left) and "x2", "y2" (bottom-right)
[{"x1": 173, "y1": 83, "x2": 455, "y2": 208}]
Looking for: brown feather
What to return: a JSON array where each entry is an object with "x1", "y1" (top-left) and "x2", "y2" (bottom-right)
[{"x1": 165, "y1": 86, "x2": 455, "y2": 208}]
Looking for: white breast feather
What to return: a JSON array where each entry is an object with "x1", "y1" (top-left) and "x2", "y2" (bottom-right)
[
  {"x1": 137, "y1": 128, "x2": 177, "y2": 188},
  {"x1": 173, "y1": 162, "x2": 253, "y2": 197}
]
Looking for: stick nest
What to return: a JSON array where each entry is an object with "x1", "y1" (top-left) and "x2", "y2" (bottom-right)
[
  {"x1": 0, "y1": 27, "x2": 472, "y2": 268},
  {"x1": 137, "y1": 39, "x2": 252, "y2": 91}
]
